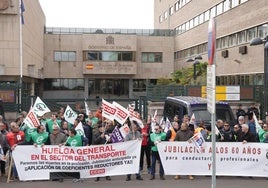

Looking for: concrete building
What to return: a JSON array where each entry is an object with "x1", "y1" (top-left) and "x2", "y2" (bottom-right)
[
  {"x1": 155, "y1": 0, "x2": 267, "y2": 85},
  {"x1": 0, "y1": 0, "x2": 267, "y2": 114}
]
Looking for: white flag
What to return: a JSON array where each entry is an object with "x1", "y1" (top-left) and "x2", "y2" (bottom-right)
[
  {"x1": 113, "y1": 101, "x2": 129, "y2": 125},
  {"x1": 189, "y1": 113, "x2": 197, "y2": 129},
  {"x1": 84, "y1": 101, "x2": 90, "y2": 115},
  {"x1": 102, "y1": 99, "x2": 116, "y2": 121},
  {"x1": 64, "y1": 105, "x2": 77, "y2": 125},
  {"x1": 23, "y1": 108, "x2": 40, "y2": 128},
  {"x1": 127, "y1": 104, "x2": 144, "y2": 128},
  {"x1": 75, "y1": 122, "x2": 85, "y2": 136},
  {"x1": 189, "y1": 132, "x2": 206, "y2": 153},
  {"x1": 33, "y1": 96, "x2": 51, "y2": 117},
  {"x1": 253, "y1": 112, "x2": 262, "y2": 133},
  {"x1": 152, "y1": 109, "x2": 157, "y2": 122}
]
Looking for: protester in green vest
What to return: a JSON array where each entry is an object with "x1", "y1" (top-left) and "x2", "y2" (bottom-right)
[
  {"x1": 65, "y1": 128, "x2": 88, "y2": 147},
  {"x1": 20, "y1": 123, "x2": 37, "y2": 144},
  {"x1": 149, "y1": 123, "x2": 166, "y2": 180},
  {"x1": 46, "y1": 113, "x2": 62, "y2": 134},
  {"x1": 31, "y1": 125, "x2": 49, "y2": 147}
]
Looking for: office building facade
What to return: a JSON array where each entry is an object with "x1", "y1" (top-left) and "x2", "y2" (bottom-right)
[{"x1": 0, "y1": 0, "x2": 267, "y2": 113}]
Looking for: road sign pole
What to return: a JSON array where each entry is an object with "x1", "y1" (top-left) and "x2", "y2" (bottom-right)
[{"x1": 207, "y1": 17, "x2": 216, "y2": 188}]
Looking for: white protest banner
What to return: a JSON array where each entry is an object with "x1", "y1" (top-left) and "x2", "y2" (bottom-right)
[
  {"x1": 157, "y1": 141, "x2": 268, "y2": 177},
  {"x1": 102, "y1": 99, "x2": 116, "y2": 121},
  {"x1": 112, "y1": 101, "x2": 129, "y2": 125},
  {"x1": 23, "y1": 108, "x2": 40, "y2": 128},
  {"x1": 33, "y1": 96, "x2": 51, "y2": 117},
  {"x1": 64, "y1": 105, "x2": 77, "y2": 125},
  {"x1": 13, "y1": 140, "x2": 141, "y2": 181}
]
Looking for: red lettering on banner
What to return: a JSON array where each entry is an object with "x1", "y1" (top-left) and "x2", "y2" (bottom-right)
[
  {"x1": 90, "y1": 169, "x2": 105, "y2": 175},
  {"x1": 28, "y1": 112, "x2": 39, "y2": 127},
  {"x1": 77, "y1": 145, "x2": 115, "y2": 155},
  {"x1": 116, "y1": 108, "x2": 127, "y2": 119},
  {"x1": 103, "y1": 103, "x2": 116, "y2": 115},
  {"x1": 41, "y1": 147, "x2": 75, "y2": 154},
  {"x1": 242, "y1": 147, "x2": 261, "y2": 155}
]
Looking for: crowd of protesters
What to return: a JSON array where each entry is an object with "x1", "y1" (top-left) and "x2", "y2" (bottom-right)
[{"x1": 0, "y1": 102, "x2": 267, "y2": 183}]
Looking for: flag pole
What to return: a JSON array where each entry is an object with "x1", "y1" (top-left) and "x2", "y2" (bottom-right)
[{"x1": 18, "y1": 0, "x2": 23, "y2": 113}]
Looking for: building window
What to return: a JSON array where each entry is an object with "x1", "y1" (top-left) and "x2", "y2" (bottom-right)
[
  {"x1": 237, "y1": 31, "x2": 246, "y2": 44},
  {"x1": 189, "y1": 19, "x2": 194, "y2": 29},
  {"x1": 174, "y1": 2, "x2": 179, "y2": 11},
  {"x1": 210, "y1": 7, "x2": 216, "y2": 18},
  {"x1": 216, "y1": 3, "x2": 223, "y2": 16},
  {"x1": 164, "y1": 11, "x2": 168, "y2": 20},
  {"x1": 199, "y1": 13, "x2": 204, "y2": 24},
  {"x1": 247, "y1": 27, "x2": 257, "y2": 42},
  {"x1": 194, "y1": 16, "x2": 199, "y2": 27},
  {"x1": 54, "y1": 51, "x2": 76, "y2": 62},
  {"x1": 159, "y1": 15, "x2": 163, "y2": 23},
  {"x1": 258, "y1": 24, "x2": 268, "y2": 38},
  {"x1": 84, "y1": 51, "x2": 134, "y2": 61},
  {"x1": 231, "y1": 0, "x2": 239, "y2": 8},
  {"x1": 44, "y1": 79, "x2": 84, "y2": 90},
  {"x1": 142, "y1": 52, "x2": 163, "y2": 63},
  {"x1": 223, "y1": 0, "x2": 231, "y2": 12},
  {"x1": 204, "y1": 10, "x2": 210, "y2": 21},
  {"x1": 185, "y1": 21, "x2": 189, "y2": 31},
  {"x1": 169, "y1": 6, "x2": 174, "y2": 15},
  {"x1": 228, "y1": 34, "x2": 237, "y2": 46}
]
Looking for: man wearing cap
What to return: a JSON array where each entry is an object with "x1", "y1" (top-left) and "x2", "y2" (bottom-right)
[
  {"x1": 49, "y1": 124, "x2": 67, "y2": 182},
  {"x1": 50, "y1": 124, "x2": 67, "y2": 146}
]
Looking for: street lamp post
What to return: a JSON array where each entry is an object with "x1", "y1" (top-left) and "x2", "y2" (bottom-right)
[
  {"x1": 250, "y1": 35, "x2": 268, "y2": 118},
  {"x1": 187, "y1": 55, "x2": 203, "y2": 85}
]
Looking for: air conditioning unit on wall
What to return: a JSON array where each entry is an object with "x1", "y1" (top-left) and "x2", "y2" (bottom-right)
[
  {"x1": 239, "y1": 46, "x2": 247, "y2": 54},
  {"x1": 221, "y1": 50, "x2": 228, "y2": 58}
]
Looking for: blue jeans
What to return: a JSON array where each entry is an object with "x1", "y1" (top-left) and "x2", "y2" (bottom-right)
[{"x1": 151, "y1": 151, "x2": 164, "y2": 177}]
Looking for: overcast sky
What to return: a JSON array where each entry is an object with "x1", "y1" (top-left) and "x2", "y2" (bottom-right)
[{"x1": 39, "y1": 0, "x2": 154, "y2": 29}]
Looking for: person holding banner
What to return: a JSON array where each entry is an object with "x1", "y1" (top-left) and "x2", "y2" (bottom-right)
[
  {"x1": 49, "y1": 124, "x2": 67, "y2": 182},
  {"x1": 237, "y1": 124, "x2": 256, "y2": 143},
  {"x1": 6, "y1": 122, "x2": 25, "y2": 180},
  {"x1": 31, "y1": 125, "x2": 50, "y2": 146},
  {"x1": 93, "y1": 124, "x2": 111, "y2": 181},
  {"x1": 149, "y1": 123, "x2": 166, "y2": 180},
  {"x1": 65, "y1": 128, "x2": 88, "y2": 147},
  {"x1": 258, "y1": 123, "x2": 268, "y2": 143},
  {"x1": 140, "y1": 119, "x2": 151, "y2": 174},
  {"x1": 165, "y1": 122, "x2": 180, "y2": 141},
  {"x1": 46, "y1": 113, "x2": 62, "y2": 134},
  {"x1": 0, "y1": 122, "x2": 8, "y2": 177},
  {"x1": 219, "y1": 121, "x2": 235, "y2": 142},
  {"x1": 174, "y1": 122, "x2": 194, "y2": 180},
  {"x1": 125, "y1": 121, "x2": 143, "y2": 181},
  {"x1": 50, "y1": 124, "x2": 67, "y2": 146}
]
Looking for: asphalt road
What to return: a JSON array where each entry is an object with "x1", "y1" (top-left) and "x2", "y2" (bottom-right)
[{"x1": 1, "y1": 174, "x2": 267, "y2": 188}]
